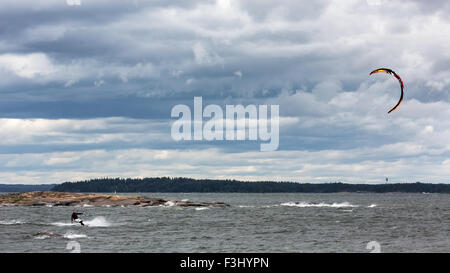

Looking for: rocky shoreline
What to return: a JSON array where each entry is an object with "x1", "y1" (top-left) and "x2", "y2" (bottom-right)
[{"x1": 0, "y1": 191, "x2": 230, "y2": 207}]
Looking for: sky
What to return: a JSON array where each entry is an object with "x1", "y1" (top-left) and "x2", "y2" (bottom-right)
[{"x1": 1, "y1": 0, "x2": 450, "y2": 184}]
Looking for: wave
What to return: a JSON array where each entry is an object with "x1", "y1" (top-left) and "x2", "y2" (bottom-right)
[
  {"x1": 34, "y1": 234, "x2": 50, "y2": 240},
  {"x1": 368, "y1": 204, "x2": 378, "y2": 208},
  {"x1": 51, "y1": 216, "x2": 111, "y2": 227},
  {"x1": 0, "y1": 219, "x2": 25, "y2": 225},
  {"x1": 51, "y1": 222, "x2": 77, "y2": 227},
  {"x1": 83, "y1": 216, "x2": 111, "y2": 227},
  {"x1": 237, "y1": 205, "x2": 256, "y2": 208},
  {"x1": 280, "y1": 201, "x2": 358, "y2": 208},
  {"x1": 195, "y1": 207, "x2": 209, "y2": 211},
  {"x1": 163, "y1": 201, "x2": 176, "y2": 207},
  {"x1": 63, "y1": 232, "x2": 88, "y2": 239}
]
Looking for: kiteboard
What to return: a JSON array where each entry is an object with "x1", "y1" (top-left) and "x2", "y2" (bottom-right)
[{"x1": 73, "y1": 219, "x2": 87, "y2": 226}]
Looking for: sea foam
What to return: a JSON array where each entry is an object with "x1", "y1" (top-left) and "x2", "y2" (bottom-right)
[
  {"x1": 0, "y1": 220, "x2": 25, "y2": 225},
  {"x1": 63, "y1": 232, "x2": 88, "y2": 239},
  {"x1": 280, "y1": 201, "x2": 358, "y2": 208},
  {"x1": 83, "y1": 216, "x2": 111, "y2": 227},
  {"x1": 51, "y1": 216, "x2": 111, "y2": 227}
]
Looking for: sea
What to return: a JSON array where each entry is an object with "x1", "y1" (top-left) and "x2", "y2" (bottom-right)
[{"x1": 0, "y1": 192, "x2": 449, "y2": 253}]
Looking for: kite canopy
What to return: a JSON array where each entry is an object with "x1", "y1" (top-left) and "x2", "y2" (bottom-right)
[{"x1": 370, "y1": 68, "x2": 404, "y2": 114}]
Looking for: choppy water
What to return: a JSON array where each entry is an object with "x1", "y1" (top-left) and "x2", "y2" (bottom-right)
[{"x1": 1, "y1": 192, "x2": 449, "y2": 253}]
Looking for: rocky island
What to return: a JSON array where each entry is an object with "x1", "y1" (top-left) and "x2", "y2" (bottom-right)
[{"x1": 0, "y1": 191, "x2": 230, "y2": 207}]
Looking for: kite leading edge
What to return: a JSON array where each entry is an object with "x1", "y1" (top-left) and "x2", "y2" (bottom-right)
[{"x1": 370, "y1": 68, "x2": 404, "y2": 114}]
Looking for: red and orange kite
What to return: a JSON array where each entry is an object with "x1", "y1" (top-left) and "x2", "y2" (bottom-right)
[{"x1": 370, "y1": 68, "x2": 404, "y2": 114}]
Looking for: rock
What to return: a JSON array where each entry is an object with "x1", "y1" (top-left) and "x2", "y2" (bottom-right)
[
  {"x1": 30, "y1": 202, "x2": 48, "y2": 206},
  {"x1": 0, "y1": 191, "x2": 230, "y2": 208},
  {"x1": 54, "y1": 200, "x2": 77, "y2": 206},
  {"x1": 34, "y1": 231, "x2": 62, "y2": 238}
]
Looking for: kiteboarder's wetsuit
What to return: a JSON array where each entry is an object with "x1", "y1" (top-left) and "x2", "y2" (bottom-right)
[{"x1": 71, "y1": 211, "x2": 85, "y2": 226}]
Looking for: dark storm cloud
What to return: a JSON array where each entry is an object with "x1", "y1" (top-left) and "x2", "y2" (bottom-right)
[
  {"x1": 1, "y1": 0, "x2": 448, "y2": 118},
  {"x1": 3, "y1": 0, "x2": 437, "y2": 111}
]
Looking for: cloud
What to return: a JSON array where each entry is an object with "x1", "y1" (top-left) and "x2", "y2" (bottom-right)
[
  {"x1": 1, "y1": 0, "x2": 450, "y2": 184},
  {"x1": 0, "y1": 53, "x2": 55, "y2": 79},
  {"x1": 192, "y1": 42, "x2": 223, "y2": 66}
]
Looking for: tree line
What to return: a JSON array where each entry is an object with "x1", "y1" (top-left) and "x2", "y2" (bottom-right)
[
  {"x1": 50, "y1": 177, "x2": 450, "y2": 193},
  {"x1": 0, "y1": 184, "x2": 56, "y2": 193}
]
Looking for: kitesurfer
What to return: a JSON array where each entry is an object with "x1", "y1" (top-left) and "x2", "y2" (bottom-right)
[{"x1": 71, "y1": 209, "x2": 85, "y2": 226}]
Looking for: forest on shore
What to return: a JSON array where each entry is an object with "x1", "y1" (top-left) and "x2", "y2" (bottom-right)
[{"x1": 49, "y1": 177, "x2": 450, "y2": 193}]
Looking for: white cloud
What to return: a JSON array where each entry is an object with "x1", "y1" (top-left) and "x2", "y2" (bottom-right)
[
  {"x1": 0, "y1": 117, "x2": 167, "y2": 146},
  {"x1": 192, "y1": 42, "x2": 223, "y2": 66},
  {"x1": 2, "y1": 144, "x2": 450, "y2": 184},
  {"x1": 0, "y1": 53, "x2": 55, "y2": 79}
]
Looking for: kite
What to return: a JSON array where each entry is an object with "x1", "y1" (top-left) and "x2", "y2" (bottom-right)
[{"x1": 370, "y1": 68, "x2": 404, "y2": 114}]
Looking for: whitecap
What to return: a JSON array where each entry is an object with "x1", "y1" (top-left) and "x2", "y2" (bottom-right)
[
  {"x1": 83, "y1": 216, "x2": 111, "y2": 227},
  {"x1": 164, "y1": 201, "x2": 176, "y2": 207},
  {"x1": 51, "y1": 216, "x2": 110, "y2": 227},
  {"x1": 34, "y1": 235, "x2": 50, "y2": 240},
  {"x1": 261, "y1": 205, "x2": 278, "y2": 208},
  {"x1": 51, "y1": 222, "x2": 77, "y2": 227},
  {"x1": 280, "y1": 201, "x2": 358, "y2": 208},
  {"x1": 63, "y1": 232, "x2": 88, "y2": 239},
  {"x1": 195, "y1": 207, "x2": 209, "y2": 211},
  {"x1": 0, "y1": 220, "x2": 25, "y2": 225}
]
